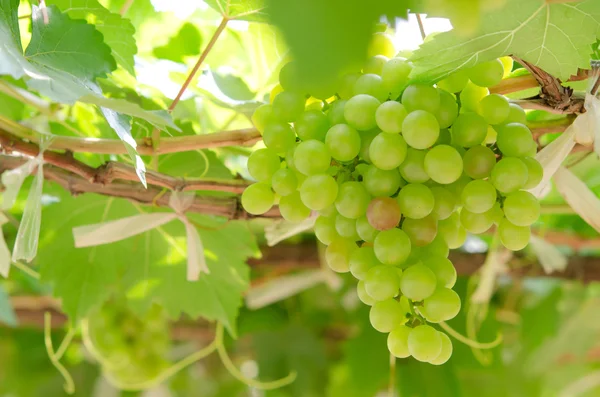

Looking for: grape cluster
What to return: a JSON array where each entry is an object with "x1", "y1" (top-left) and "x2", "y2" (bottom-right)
[
  {"x1": 87, "y1": 302, "x2": 170, "y2": 385},
  {"x1": 244, "y1": 33, "x2": 541, "y2": 364}
]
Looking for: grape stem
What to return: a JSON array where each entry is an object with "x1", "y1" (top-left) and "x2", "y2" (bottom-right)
[
  {"x1": 438, "y1": 321, "x2": 503, "y2": 349},
  {"x1": 415, "y1": 14, "x2": 426, "y2": 41},
  {"x1": 44, "y1": 312, "x2": 75, "y2": 394}
]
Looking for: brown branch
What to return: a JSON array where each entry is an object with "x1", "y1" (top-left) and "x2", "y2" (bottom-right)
[
  {"x1": 490, "y1": 74, "x2": 539, "y2": 95},
  {"x1": 415, "y1": 14, "x2": 426, "y2": 40}
]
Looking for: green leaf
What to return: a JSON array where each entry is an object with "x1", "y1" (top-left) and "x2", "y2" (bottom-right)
[
  {"x1": 53, "y1": 0, "x2": 138, "y2": 76},
  {"x1": 25, "y1": 5, "x2": 116, "y2": 81},
  {"x1": 0, "y1": 0, "x2": 27, "y2": 79},
  {"x1": 0, "y1": 285, "x2": 17, "y2": 327},
  {"x1": 153, "y1": 22, "x2": 202, "y2": 63},
  {"x1": 38, "y1": 190, "x2": 257, "y2": 335},
  {"x1": 204, "y1": 0, "x2": 268, "y2": 22},
  {"x1": 212, "y1": 70, "x2": 256, "y2": 101},
  {"x1": 410, "y1": 0, "x2": 600, "y2": 83}
]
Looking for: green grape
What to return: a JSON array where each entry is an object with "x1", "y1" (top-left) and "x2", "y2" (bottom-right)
[
  {"x1": 430, "y1": 186, "x2": 456, "y2": 220},
  {"x1": 364, "y1": 55, "x2": 389, "y2": 75},
  {"x1": 294, "y1": 140, "x2": 331, "y2": 175},
  {"x1": 373, "y1": 228, "x2": 411, "y2": 265},
  {"x1": 401, "y1": 84, "x2": 440, "y2": 114},
  {"x1": 388, "y1": 325, "x2": 412, "y2": 358},
  {"x1": 461, "y1": 179, "x2": 497, "y2": 214},
  {"x1": 460, "y1": 81, "x2": 489, "y2": 112},
  {"x1": 338, "y1": 74, "x2": 360, "y2": 100},
  {"x1": 363, "y1": 166, "x2": 402, "y2": 197},
  {"x1": 279, "y1": 61, "x2": 302, "y2": 92},
  {"x1": 382, "y1": 57, "x2": 413, "y2": 99},
  {"x1": 446, "y1": 172, "x2": 472, "y2": 198},
  {"x1": 354, "y1": 73, "x2": 388, "y2": 102},
  {"x1": 436, "y1": 128, "x2": 452, "y2": 145},
  {"x1": 462, "y1": 145, "x2": 496, "y2": 179},
  {"x1": 460, "y1": 207, "x2": 494, "y2": 234},
  {"x1": 368, "y1": 32, "x2": 396, "y2": 58},
  {"x1": 469, "y1": 59, "x2": 504, "y2": 87},
  {"x1": 327, "y1": 99, "x2": 347, "y2": 125},
  {"x1": 522, "y1": 157, "x2": 543, "y2": 189},
  {"x1": 356, "y1": 215, "x2": 379, "y2": 242},
  {"x1": 422, "y1": 234, "x2": 450, "y2": 259},
  {"x1": 490, "y1": 157, "x2": 528, "y2": 194},
  {"x1": 366, "y1": 197, "x2": 402, "y2": 231},
  {"x1": 500, "y1": 56, "x2": 514, "y2": 77},
  {"x1": 252, "y1": 104, "x2": 275, "y2": 134},
  {"x1": 365, "y1": 266, "x2": 401, "y2": 301},
  {"x1": 437, "y1": 69, "x2": 469, "y2": 93},
  {"x1": 402, "y1": 110, "x2": 440, "y2": 149},
  {"x1": 335, "y1": 182, "x2": 371, "y2": 219},
  {"x1": 421, "y1": 288, "x2": 461, "y2": 323},
  {"x1": 503, "y1": 191, "x2": 540, "y2": 226},
  {"x1": 295, "y1": 110, "x2": 330, "y2": 141},
  {"x1": 397, "y1": 183, "x2": 435, "y2": 219},
  {"x1": 438, "y1": 213, "x2": 467, "y2": 249},
  {"x1": 279, "y1": 192, "x2": 311, "y2": 222},
  {"x1": 325, "y1": 237, "x2": 357, "y2": 272},
  {"x1": 272, "y1": 91, "x2": 305, "y2": 122},
  {"x1": 319, "y1": 204, "x2": 337, "y2": 217},
  {"x1": 357, "y1": 280, "x2": 376, "y2": 306},
  {"x1": 479, "y1": 94, "x2": 509, "y2": 124},
  {"x1": 369, "y1": 132, "x2": 408, "y2": 170},
  {"x1": 263, "y1": 123, "x2": 296, "y2": 153},
  {"x1": 271, "y1": 168, "x2": 297, "y2": 196},
  {"x1": 335, "y1": 214, "x2": 360, "y2": 240},
  {"x1": 247, "y1": 148, "x2": 280, "y2": 182},
  {"x1": 350, "y1": 246, "x2": 381, "y2": 280},
  {"x1": 496, "y1": 123, "x2": 534, "y2": 157},
  {"x1": 399, "y1": 148, "x2": 430, "y2": 184},
  {"x1": 424, "y1": 145, "x2": 463, "y2": 184},
  {"x1": 344, "y1": 94, "x2": 381, "y2": 131},
  {"x1": 325, "y1": 124, "x2": 362, "y2": 161},
  {"x1": 422, "y1": 256, "x2": 456, "y2": 288},
  {"x1": 400, "y1": 263, "x2": 437, "y2": 301},
  {"x1": 429, "y1": 332, "x2": 452, "y2": 365},
  {"x1": 370, "y1": 299, "x2": 407, "y2": 332},
  {"x1": 488, "y1": 202, "x2": 504, "y2": 224},
  {"x1": 408, "y1": 325, "x2": 442, "y2": 362},
  {"x1": 436, "y1": 88, "x2": 459, "y2": 129},
  {"x1": 485, "y1": 125, "x2": 497, "y2": 144},
  {"x1": 315, "y1": 215, "x2": 338, "y2": 245},
  {"x1": 525, "y1": 140, "x2": 538, "y2": 157},
  {"x1": 451, "y1": 112, "x2": 487, "y2": 147},
  {"x1": 498, "y1": 218, "x2": 530, "y2": 250},
  {"x1": 375, "y1": 101, "x2": 407, "y2": 133},
  {"x1": 241, "y1": 183, "x2": 274, "y2": 215},
  {"x1": 402, "y1": 215, "x2": 438, "y2": 246},
  {"x1": 505, "y1": 103, "x2": 527, "y2": 124},
  {"x1": 358, "y1": 129, "x2": 380, "y2": 163},
  {"x1": 300, "y1": 174, "x2": 338, "y2": 210}
]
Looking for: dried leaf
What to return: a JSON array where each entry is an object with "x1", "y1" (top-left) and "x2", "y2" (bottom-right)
[{"x1": 553, "y1": 166, "x2": 600, "y2": 233}]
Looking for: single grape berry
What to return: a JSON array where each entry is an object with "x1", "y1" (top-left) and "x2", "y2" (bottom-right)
[
  {"x1": 370, "y1": 299, "x2": 407, "y2": 332},
  {"x1": 373, "y1": 228, "x2": 411, "y2": 265},
  {"x1": 369, "y1": 132, "x2": 408, "y2": 170},
  {"x1": 335, "y1": 181, "x2": 371, "y2": 219},
  {"x1": 365, "y1": 266, "x2": 401, "y2": 301},
  {"x1": 421, "y1": 288, "x2": 461, "y2": 323},
  {"x1": 247, "y1": 148, "x2": 280, "y2": 182},
  {"x1": 367, "y1": 197, "x2": 401, "y2": 231},
  {"x1": 400, "y1": 263, "x2": 437, "y2": 301},
  {"x1": 344, "y1": 94, "x2": 381, "y2": 131},
  {"x1": 408, "y1": 325, "x2": 442, "y2": 362},
  {"x1": 325, "y1": 237, "x2": 357, "y2": 273},
  {"x1": 388, "y1": 325, "x2": 412, "y2": 358},
  {"x1": 325, "y1": 124, "x2": 362, "y2": 161},
  {"x1": 424, "y1": 145, "x2": 463, "y2": 184},
  {"x1": 241, "y1": 183, "x2": 275, "y2": 215},
  {"x1": 397, "y1": 183, "x2": 435, "y2": 219}
]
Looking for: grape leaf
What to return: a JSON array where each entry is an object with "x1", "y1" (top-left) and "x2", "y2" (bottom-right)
[
  {"x1": 53, "y1": 0, "x2": 138, "y2": 76},
  {"x1": 212, "y1": 70, "x2": 256, "y2": 101},
  {"x1": 0, "y1": 0, "x2": 28, "y2": 79},
  {"x1": 204, "y1": 0, "x2": 268, "y2": 22},
  {"x1": 0, "y1": 285, "x2": 17, "y2": 327},
  {"x1": 410, "y1": 0, "x2": 600, "y2": 83},
  {"x1": 153, "y1": 22, "x2": 202, "y2": 63},
  {"x1": 38, "y1": 188, "x2": 257, "y2": 335}
]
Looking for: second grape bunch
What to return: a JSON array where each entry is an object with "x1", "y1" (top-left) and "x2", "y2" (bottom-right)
[{"x1": 244, "y1": 32, "x2": 541, "y2": 365}]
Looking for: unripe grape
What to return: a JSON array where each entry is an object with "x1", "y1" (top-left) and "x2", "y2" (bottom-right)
[
  {"x1": 335, "y1": 214, "x2": 360, "y2": 240},
  {"x1": 374, "y1": 228, "x2": 411, "y2": 265},
  {"x1": 505, "y1": 103, "x2": 527, "y2": 124},
  {"x1": 402, "y1": 110, "x2": 440, "y2": 149},
  {"x1": 363, "y1": 166, "x2": 402, "y2": 197},
  {"x1": 421, "y1": 288, "x2": 461, "y2": 323},
  {"x1": 338, "y1": 74, "x2": 360, "y2": 100},
  {"x1": 402, "y1": 215, "x2": 438, "y2": 246},
  {"x1": 491, "y1": 157, "x2": 528, "y2": 194},
  {"x1": 247, "y1": 148, "x2": 280, "y2": 182},
  {"x1": 272, "y1": 91, "x2": 305, "y2": 122},
  {"x1": 315, "y1": 215, "x2": 338, "y2": 245},
  {"x1": 498, "y1": 218, "x2": 530, "y2": 250},
  {"x1": 263, "y1": 123, "x2": 296, "y2": 153},
  {"x1": 300, "y1": 174, "x2": 338, "y2": 210},
  {"x1": 350, "y1": 246, "x2": 381, "y2": 280},
  {"x1": 397, "y1": 183, "x2": 435, "y2": 219},
  {"x1": 422, "y1": 256, "x2": 456, "y2": 288},
  {"x1": 375, "y1": 101, "x2": 407, "y2": 133},
  {"x1": 460, "y1": 81, "x2": 489, "y2": 112},
  {"x1": 424, "y1": 145, "x2": 463, "y2": 184},
  {"x1": 401, "y1": 84, "x2": 440, "y2": 114},
  {"x1": 365, "y1": 266, "x2": 401, "y2": 301},
  {"x1": 438, "y1": 213, "x2": 467, "y2": 249},
  {"x1": 358, "y1": 129, "x2": 380, "y2": 163},
  {"x1": 357, "y1": 280, "x2": 376, "y2": 306},
  {"x1": 503, "y1": 191, "x2": 540, "y2": 226},
  {"x1": 327, "y1": 99, "x2": 347, "y2": 125},
  {"x1": 429, "y1": 332, "x2": 453, "y2": 365},
  {"x1": 437, "y1": 69, "x2": 469, "y2": 93},
  {"x1": 462, "y1": 145, "x2": 496, "y2": 179},
  {"x1": 364, "y1": 55, "x2": 389, "y2": 75},
  {"x1": 400, "y1": 263, "x2": 437, "y2": 301},
  {"x1": 356, "y1": 215, "x2": 379, "y2": 242},
  {"x1": 452, "y1": 112, "x2": 487, "y2": 147},
  {"x1": 522, "y1": 157, "x2": 543, "y2": 189},
  {"x1": 242, "y1": 183, "x2": 274, "y2": 215},
  {"x1": 279, "y1": 192, "x2": 311, "y2": 222},
  {"x1": 344, "y1": 94, "x2": 380, "y2": 131},
  {"x1": 354, "y1": 73, "x2": 387, "y2": 102},
  {"x1": 388, "y1": 325, "x2": 412, "y2": 358},
  {"x1": 369, "y1": 132, "x2": 408, "y2": 170},
  {"x1": 496, "y1": 123, "x2": 534, "y2": 157},
  {"x1": 479, "y1": 94, "x2": 509, "y2": 124},
  {"x1": 436, "y1": 88, "x2": 459, "y2": 129},
  {"x1": 294, "y1": 140, "x2": 331, "y2": 176},
  {"x1": 325, "y1": 124, "x2": 361, "y2": 161},
  {"x1": 271, "y1": 168, "x2": 297, "y2": 196},
  {"x1": 382, "y1": 58, "x2": 413, "y2": 98},
  {"x1": 430, "y1": 186, "x2": 456, "y2": 220},
  {"x1": 252, "y1": 104, "x2": 275, "y2": 133},
  {"x1": 279, "y1": 61, "x2": 302, "y2": 92},
  {"x1": 408, "y1": 325, "x2": 442, "y2": 362},
  {"x1": 399, "y1": 148, "x2": 429, "y2": 184},
  {"x1": 326, "y1": 237, "x2": 357, "y2": 272},
  {"x1": 295, "y1": 110, "x2": 330, "y2": 141},
  {"x1": 370, "y1": 299, "x2": 407, "y2": 332},
  {"x1": 469, "y1": 59, "x2": 504, "y2": 87},
  {"x1": 460, "y1": 207, "x2": 495, "y2": 234},
  {"x1": 461, "y1": 179, "x2": 497, "y2": 214},
  {"x1": 368, "y1": 32, "x2": 396, "y2": 58}
]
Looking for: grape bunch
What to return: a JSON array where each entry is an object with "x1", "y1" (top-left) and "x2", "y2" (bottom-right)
[
  {"x1": 86, "y1": 301, "x2": 171, "y2": 385},
  {"x1": 243, "y1": 32, "x2": 541, "y2": 364}
]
